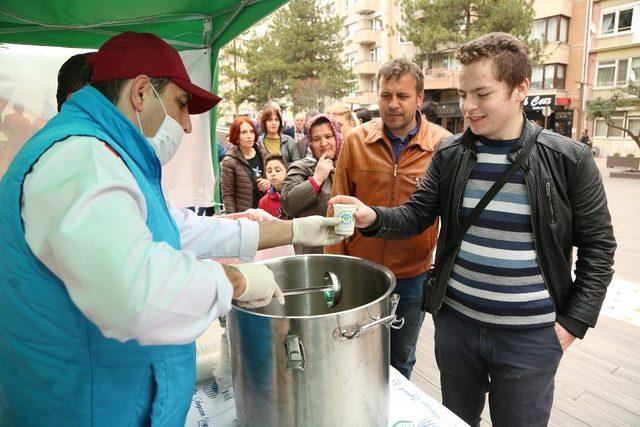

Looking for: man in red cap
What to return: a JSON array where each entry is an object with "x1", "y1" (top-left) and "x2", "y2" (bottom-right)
[{"x1": 0, "y1": 32, "x2": 344, "y2": 426}]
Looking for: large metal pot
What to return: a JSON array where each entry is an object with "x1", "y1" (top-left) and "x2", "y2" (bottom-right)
[{"x1": 227, "y1": 254, "x2": 401, "y2": 427}]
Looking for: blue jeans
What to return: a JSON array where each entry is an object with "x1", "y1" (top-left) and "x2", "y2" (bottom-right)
[
  {"x1": 390, "y1": 273, "x2": 427, "y2": 379},
  {"x1": 434, "y1": 306, "x2": 563, "y2": 427}
]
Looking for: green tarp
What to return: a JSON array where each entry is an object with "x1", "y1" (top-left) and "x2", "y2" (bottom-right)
[{"x1": 0, "y1": 0, "x2": 287, "y2": 209}]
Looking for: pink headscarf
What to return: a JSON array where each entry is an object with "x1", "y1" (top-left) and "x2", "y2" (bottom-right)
[{"x1": 306, "y1": 113, "x2": 344, "y2": 162}]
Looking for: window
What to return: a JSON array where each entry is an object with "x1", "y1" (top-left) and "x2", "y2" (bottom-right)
[
  {"x1": 594, "y1": 116, "x2": 625, "y2": 138},
  {"x1": 442, "y1": 54, "x2": 457, "y2": 69},
  {"x1": 531, "y1": 15, "x2": 570, "y2": 42},
  {"x1": 346, "y1": 51, "x2": 357, "y2": 69},
  {"x1": 601, "y1": 7, "x2": 635, "y2": 35},
  {"x1": 608, "y1": 115, "x2": 625, "y2": 138},
  {"x1": 617, "y1": 59, "x2": 629, "y2": 86},
  {"x1": 345, "y1": 23, "x2": 356, "y2": 38},
  {"x1": 628, "y1": 117, "x2": 640, "y2": 136},
  {"x1": 370, "y1": 46, "x2": 382, "y2": 62},
  {"x1": 597, "y1": 61, "x2": 616, "y2": 87},
  {"x1": 544, "y1": 64, "x2": 556, "y2": 88},
  {"x1": 597, "y1": 58, "x2": 640, "y2": 87},
  {"x1": 345, "y1": 0, "x2": 356, "y2": 8},
  {"x1": 532, "y1": 64, "x2": 566, "y2": 89},
  {"x1": 531, "y1": 66, "x2": 543, "y2": 90},
  {"x1": 369, "y1": 78, "x2": 378, "y2": 92},
  {"x1": 556, "y1": 64, "x2": 566, "y2": 89},
  {"x1": 594, "y1": 119, "x2": 608, "y2": 137},
  {"x1": 372, "y1": 16, "x2": 383, "y2": 31},
  {"x1": 632, "y1": 58, "x2": 640, "y2": 82}
]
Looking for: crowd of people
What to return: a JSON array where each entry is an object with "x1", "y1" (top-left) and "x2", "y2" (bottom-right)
[{"x1": 0, "y1": 30, "x2": 616, "y2": 427}]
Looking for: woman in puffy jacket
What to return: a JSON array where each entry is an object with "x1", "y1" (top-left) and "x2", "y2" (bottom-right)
[
  {"x1": 281, "y1": 114, "x2": 344, "y2": 254},
  {"x1": 257, "y1": 105, "x2": 300, "y2": 165},
  {"x1": 220, "y1": 117, "x2": 269, "y2": 213}
]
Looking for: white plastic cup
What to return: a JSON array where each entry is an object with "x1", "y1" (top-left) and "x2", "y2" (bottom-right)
[{"x1": 333, "y1": 203, "x2": 357, "y2": 236}]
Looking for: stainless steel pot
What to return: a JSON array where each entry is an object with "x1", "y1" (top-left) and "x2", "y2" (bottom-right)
[{"x1": 227, "y1": 254, "x2": 401, "y2": 427}]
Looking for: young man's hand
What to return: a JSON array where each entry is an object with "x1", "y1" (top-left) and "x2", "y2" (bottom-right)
[
  {"x1": 327, "y1": 195, "x2": 377, "y2": 229},
  {"x1": 554, "y1": 322, "x2": 576, "y2": 351}
]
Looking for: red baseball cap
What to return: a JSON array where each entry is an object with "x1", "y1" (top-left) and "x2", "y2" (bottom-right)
[{"x1": 90, "y1": 32, "x2": 221, "y2": 114}]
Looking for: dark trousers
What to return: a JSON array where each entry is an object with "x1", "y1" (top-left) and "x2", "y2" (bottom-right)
[
  {"x1": 390, "y1": 273, "x2": 426, "y2": 379},
  {"x1": 434, "y1": 307, "x2": 563, "y2": 427}
]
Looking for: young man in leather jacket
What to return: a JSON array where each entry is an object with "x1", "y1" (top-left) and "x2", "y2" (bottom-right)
[{"x1": 329, "y1": 32, "x2": 616, "y2": 427}]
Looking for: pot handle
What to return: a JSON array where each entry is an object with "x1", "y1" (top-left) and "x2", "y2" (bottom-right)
[
  {"x1": 333, "y1": 294, "x2": 404, "y2": 341},
  {"x1": 284, "y1": 334, "x2": 305, "y2": 370}
]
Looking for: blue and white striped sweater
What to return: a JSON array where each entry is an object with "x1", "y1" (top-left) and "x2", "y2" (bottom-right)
[{"x1": 444, "y1": 137, "x2": 555, "y2": 328}]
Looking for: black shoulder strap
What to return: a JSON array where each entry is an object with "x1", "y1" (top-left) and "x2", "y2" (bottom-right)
[{"x1": 432, "y1": 125, "x2": 542, "y2": 269}]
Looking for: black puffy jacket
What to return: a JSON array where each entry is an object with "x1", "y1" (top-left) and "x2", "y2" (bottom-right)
[{"x1": 363, "y1": 118, "x2": 616, "y2": 338}]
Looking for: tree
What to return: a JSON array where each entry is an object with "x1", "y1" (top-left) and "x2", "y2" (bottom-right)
[
  {"x1": 588, "y1": 82, "x2": 640, "y2": 151},
  {"x1": 399, "y1": 0, "x2": 543, "y2": 65},
  {"x1": 237, "y1": 0, "x2": 354, "y2": 111},
  {"x1": 219, "y1": 39, "x2": 246, "y2": 116}
]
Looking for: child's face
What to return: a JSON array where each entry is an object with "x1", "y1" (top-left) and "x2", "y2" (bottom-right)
[
  {"x1": 266, "y1": 160, "x2": 286, "y2": 190},
  {"x1": 457, "y1": 59, "x2": 529, "y2": 140}
]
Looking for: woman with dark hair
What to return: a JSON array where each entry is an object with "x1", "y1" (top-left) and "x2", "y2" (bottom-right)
[
  {"x1": 257, "y1": 105, "x2": 300, "y2": 165},
  {"x1": 281, "y1": 114, "x2": 344, "y2": 254},
  {"x1": 220, "y1": 117, "x2": 270, "y2": 213}
]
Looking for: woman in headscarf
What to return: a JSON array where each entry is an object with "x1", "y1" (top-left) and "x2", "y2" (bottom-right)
[
  {"x1": 280, "y1": 114, "x2": 344, "y2": 254},
  {"x1": 220, "y1": 117, "x2": 269, "y2": 213}
]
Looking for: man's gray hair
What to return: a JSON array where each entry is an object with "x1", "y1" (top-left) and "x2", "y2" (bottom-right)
[{"x1": 376, "y1": 58, "x2": 424, "y2": 95}]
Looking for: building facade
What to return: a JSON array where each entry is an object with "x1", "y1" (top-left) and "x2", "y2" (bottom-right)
[
  {"x1": 586, "y1": 0, "x2": 640, "y2": 156},
  {"x1": 336, "y1": 0, "x2": 418, "y2": 109}
]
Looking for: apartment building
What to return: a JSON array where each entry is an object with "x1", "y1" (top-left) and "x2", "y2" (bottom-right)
[
  {"x1": 420, "y1": 1, "x2": 589, "y2": 137},
  {"x1": 586, "y1": 0, "x2": 640, "y2": 156},
  {"x1": 337, "y1": 0, "x2": 418, "y2": 109}
]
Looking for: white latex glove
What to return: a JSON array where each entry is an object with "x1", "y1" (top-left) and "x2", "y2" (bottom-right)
[
  {"x1": 232, "y1": 263, "x2": 285, "y2": 308},
  {"x1": 292, "y1": 216, "x2": 346, "y2": 246}
]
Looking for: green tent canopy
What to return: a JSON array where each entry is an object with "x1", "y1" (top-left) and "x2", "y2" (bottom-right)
[{"x1": 0, "y1": 0, "x2": 288, "y2": 209}]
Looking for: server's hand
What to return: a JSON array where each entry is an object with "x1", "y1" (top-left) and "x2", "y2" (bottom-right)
[
  {"x1": 292, "y1": 216, "x2": 345, "y2": 246},
  {"x1": 232, "y1": 263, "x2": 285, "y2": 308}
]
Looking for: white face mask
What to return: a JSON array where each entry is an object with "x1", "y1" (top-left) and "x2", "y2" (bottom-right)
[{"x1": 136, "y1": 84, "x2": 185, "y2": 165}]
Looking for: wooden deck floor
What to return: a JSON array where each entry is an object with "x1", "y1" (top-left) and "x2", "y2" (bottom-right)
[{"x1": 411, "y1": 314, "x2": 640, "y2": 426}]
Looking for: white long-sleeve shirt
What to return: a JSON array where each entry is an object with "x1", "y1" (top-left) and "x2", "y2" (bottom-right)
[{"x1": 21, "y1": 136, "x2": 259, "y2": 345}]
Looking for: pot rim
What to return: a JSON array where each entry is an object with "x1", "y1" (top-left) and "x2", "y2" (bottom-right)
[{"x1": 230, "y1": 254, "x2": 397, "y2": 319}]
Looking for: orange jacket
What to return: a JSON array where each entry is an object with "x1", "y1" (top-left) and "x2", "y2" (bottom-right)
[{"x1": 325, "y1": 116, "x2": 452, "y2": 279}]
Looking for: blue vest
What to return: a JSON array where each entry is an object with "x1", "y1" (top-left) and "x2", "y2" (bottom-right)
[{"x1": 0, "y1": 86, "x2": 195, "y2": 426}]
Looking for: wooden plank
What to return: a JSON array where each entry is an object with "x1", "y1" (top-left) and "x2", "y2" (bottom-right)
[
  {"x1": 571, "y1": 337, "x2": 640, "y2": 372},
  {"x1": 552, "y1": 394, "x2": 623, "y2": 427},
  {"x1": 576, "y1": 392, "x2": 640, "y2": 425},
  {"x1": 409, "y1": 371, "x2": 441, "y2": 402},
  {"x1": 592, "y1": 315, "x2": 640, "y2": 341},
  {"x1": 612, "y1": 366, "x2": 640, "y2": 385},
  {"x1": 548, "y1": 405, "x2": 589, "y2": 427},
  {"x1": 555, "y1": 369, "x2": 640, "y2": 416},
  {"x1": 560, "y1": 361, "x2": 640, "y2": 400},
  {"x1": 553, "y1": 376, "x2": 587, "y2": 401}
]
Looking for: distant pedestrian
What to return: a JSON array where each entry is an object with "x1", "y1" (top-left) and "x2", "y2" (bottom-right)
[
  {"x1": 355, "y1": 107, "x2": 372, "y2": 124},
  {"x1": 420, "y1": 101, "x2": 438, "y2": 123}
]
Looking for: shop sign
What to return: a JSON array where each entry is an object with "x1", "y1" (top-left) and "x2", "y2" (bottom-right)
[
  {"x1": 437, "y1": 102, "x2": 462, "y2": 117},
  {"x1": 556, "y1": 97, "x2": 571, "y2": 106},
  {"x1": 524, "y1": 95, "x2": 556, "y2": 111}
]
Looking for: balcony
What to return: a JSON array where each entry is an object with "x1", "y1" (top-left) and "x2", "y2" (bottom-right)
[
  {"x1": 354, "y1": 28, "x2": 382, "y2": 45},
  {"x1": 542, "y1": 42, "x2": 570, "y2": 64},
  {"x1": 591, "y1": 32, "x2": 640, "y2": 52},
  {"x1": 423, "y1": 67, "x2": 459, "y2": 90},
  {"x1": 355, "y1": 60, "x2": 381, "y2": 75},
  {"x1": 354, "y1": 0, "x2": 376, "y2": 15},
  {"x1": 346, "y1": 91, "x2": 378, "y2": 105}
]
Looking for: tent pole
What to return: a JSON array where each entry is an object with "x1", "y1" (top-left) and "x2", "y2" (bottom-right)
[{"x1": 209, "y1": 47, "x2": 223, "y2": 214}]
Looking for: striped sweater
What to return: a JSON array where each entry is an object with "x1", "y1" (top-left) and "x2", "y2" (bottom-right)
[{"x1": 443, "y1": 136, "x2": 555, "y2": 329}]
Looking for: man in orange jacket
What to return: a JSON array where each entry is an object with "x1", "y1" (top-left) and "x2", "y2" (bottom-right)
[{"x1": 326, "y1": 58, "x2": 452, "y2": 379}]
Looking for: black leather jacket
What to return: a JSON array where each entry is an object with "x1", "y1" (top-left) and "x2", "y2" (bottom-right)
[{"x1": 362, "y1": 119, "x2": 616, "y2": 338}]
